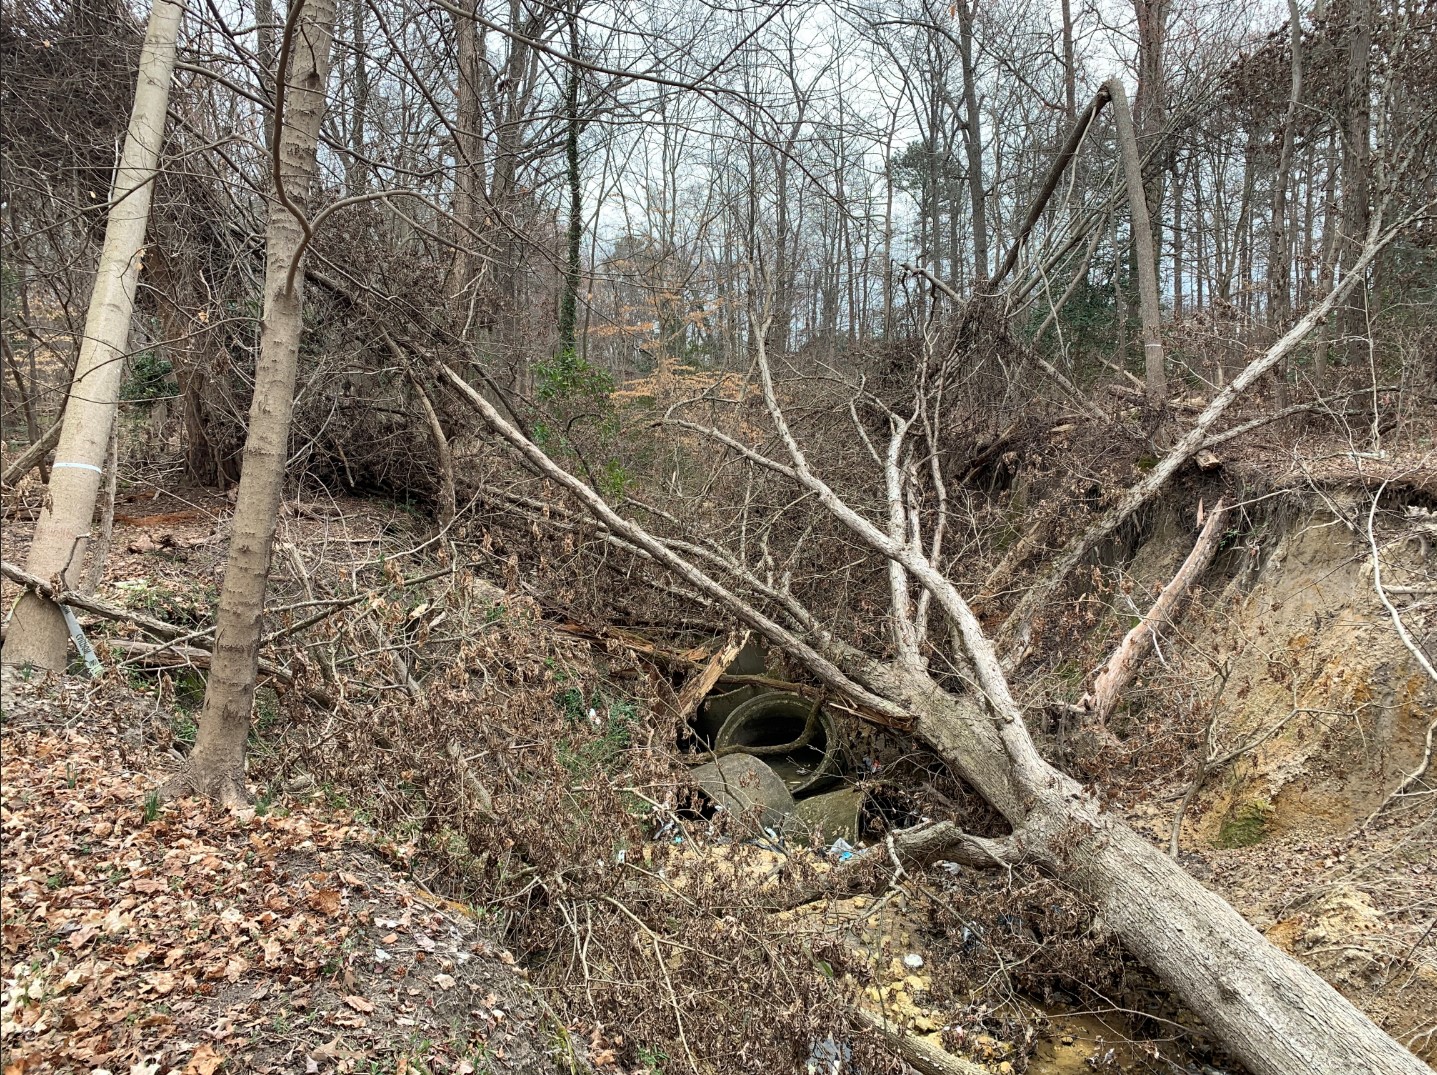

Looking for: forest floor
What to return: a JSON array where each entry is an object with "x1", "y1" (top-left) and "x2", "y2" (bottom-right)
[{"x1": 0, "y1": 667, "x2": 585, "y2": 1075}]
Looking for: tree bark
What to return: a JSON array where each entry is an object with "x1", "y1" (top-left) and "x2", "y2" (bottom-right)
[
  {"x1": 1268, "y1": 0, "x2": 1303, "y2": 333},
  {"x1": 449, "y1": 0, "x2": 483, "y2": 305},
  {"x1": 347, "y1": 0, "x2": 368, "y2": 194},
  {"x1": 1105, "y1": 79, "x2": 1166, "y2": 405},
  {"x1": 1338, "y1": 0, "x2": 1372, "y2": 368},
  {"x1": 1132, "y1": 0, "x2": 1170, "y2": 221},
  {"x1": 558, "y1": 7, "x2": 582, "y2": 351},
  {"x1": 3, "y1": 0, "x2": 186, "y2": 672},
  {"x1": 1268, "y1": 0, "x2": 1304, "y2": 409},
  {"x1": 176, "y1": 0, "x2": 337, "y2": 806}
]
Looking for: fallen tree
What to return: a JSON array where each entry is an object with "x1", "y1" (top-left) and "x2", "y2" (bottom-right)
[{"x1": 437, "y1": 244, "x2": 1428, "y2": 1074}]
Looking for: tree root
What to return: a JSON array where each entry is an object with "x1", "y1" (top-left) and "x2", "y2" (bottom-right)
[{"x1": 157, "y1": 763, "x2": 252, "y2": 809}]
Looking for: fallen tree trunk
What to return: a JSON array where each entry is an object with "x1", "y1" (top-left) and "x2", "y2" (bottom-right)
[
  {"x1": 1083, "y1": 499, "x2": 1227, "y2": 724},
  {"x1": 856, "y1": 656, "x2": 1427, "y2": 1075},
  {"x1": 440, "y1": 329, "x2": 1427, "y2": 1073}
]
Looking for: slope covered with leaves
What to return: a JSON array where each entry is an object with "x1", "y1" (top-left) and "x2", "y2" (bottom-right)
[{"x1": 0, "y1": 668, "x2": 560, "y2": 1075}]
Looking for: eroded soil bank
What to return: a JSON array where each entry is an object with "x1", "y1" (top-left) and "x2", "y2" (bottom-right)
[{"x1": 2, "y1": 470, "x2": 1433, "y2": 1074}]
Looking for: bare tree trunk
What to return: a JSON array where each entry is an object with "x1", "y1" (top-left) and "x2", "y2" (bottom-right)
[
  {"x1": 255, "y1": 0, "x2": 276, "y2": 152},
  {"x1": 1339, "y1": 0, "x2": 1372, "y2": 368},
  {"x1": 1268, "y1": 0, "x2": 1302, "y2": 332},
  {"x1": 1083, "y1": 499, "x2": 1226, "y2": 724},
  {"x1": 1061, "y1": 0, "x2": 1077, "y2": 125},
  {"x1": 3, "y1": 0, "x2": 186, "y2": 672},
  {"x1": 1268, "y1": 0, "x2": 1303, "y2": 410},
  {"x1": 956, "y1": 0, "x2": 988, "y2": 285},
  {"x1": 449, "y1": 0, "x2": 482, "y2": 304},
  {"x1": 1132, "y1": 0, "x2": 1170, "y2": 220},
  {"x1": 1172, "y1": 163, "x2": 1184, "y2": 320},
  {"x1": 858, "y1": 661, "x2": 1428, "y2": 1075},
  {"x1": 993, "y1": 90, "x2": 1108, "y2": 285},
  {"x1": 1106, "y1": 79, "x2": 1166, "y2": 405},
  {"x1": 174, "y1": 0, "x2": 337, "y2": 806},
  {"x1": 1311, "y1": 134, "x2": 1341, "y2": 391},
  {"x1": 347, "y1": 0, "x2": 368, "y2": 194},
  {"x1": 558, "y1": 6, "x2": 582, "y2": 351}
]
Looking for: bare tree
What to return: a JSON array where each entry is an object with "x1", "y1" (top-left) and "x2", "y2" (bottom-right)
[
  {"x1": 3, "y1": 0, "x2": 187, "y2": 671},
  {"x1": 439, "y1": 222, "x2": 1427, "y2": 1071},
  {"x1": 1106, "y1": 77, "x2": 1166, "y2": 404},
  {"x1": 169, "y1": 0, "x2": 338, "y2": 805}
]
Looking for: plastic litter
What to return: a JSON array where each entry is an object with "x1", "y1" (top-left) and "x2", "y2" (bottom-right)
[
  {"x1": 903, "y1": 952, "x2": 924, "y2": 969},
  {"x1": 806, "y1": 1035, "x2": 852, "y2": 1074},
  {"x1": 827, "y1": 837, "x2": 855, "y2": 862}
]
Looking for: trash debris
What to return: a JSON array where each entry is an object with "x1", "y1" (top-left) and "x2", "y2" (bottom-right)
[
  {"x1": 806, "y1": 1034, "x2": 852, "y2": 1074},
  {"x1": 903, "y1": 953, "x2": 924, "y2": 970},
  {"x1": 827, "y1": 837, "x2": 856, "y2": 862}
]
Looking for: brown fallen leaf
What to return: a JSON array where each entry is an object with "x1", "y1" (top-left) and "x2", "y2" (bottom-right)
[
  {"x1": 343, "y1": 994, "x2": 374, "y2": 1013},
  {"x1": 310, "y1": 888, "x2": 342, "y2": 916},
  {"x1": 183, "y1": 1043, "x2": 224, "y2": 1075}
]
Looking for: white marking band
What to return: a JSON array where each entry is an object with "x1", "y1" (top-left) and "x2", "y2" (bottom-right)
[{"x1": 53, "y1": 462, "x2": 104, "y2": 474}]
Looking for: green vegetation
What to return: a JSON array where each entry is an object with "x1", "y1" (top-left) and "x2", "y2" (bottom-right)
[
  {"x1": 1217, "y1": 798, "x2": 1272, "y2": 848},
  {"x1": 119, "y1": 349, "x2": 177, "y2": 402}
]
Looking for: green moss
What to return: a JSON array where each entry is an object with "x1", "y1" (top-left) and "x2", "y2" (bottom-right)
[{"x1": 1217, "y1": 798, "x2": 1272, "y2": 848}]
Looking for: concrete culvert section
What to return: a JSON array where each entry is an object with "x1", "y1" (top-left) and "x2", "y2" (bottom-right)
[
  {"x1": 689, "y1": 753, "x2": 796, "y2": 829},
  {"x1": 715, "y1": 691, "x2": 840, "y2": 796}
]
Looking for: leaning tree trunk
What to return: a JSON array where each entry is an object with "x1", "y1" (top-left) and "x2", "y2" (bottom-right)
[
  {"x1": 175, "y1": 0, "x2": 337, "y2": 806},
  {"x1": 1106, "y1": 78, "x2": 1166, "y2": 406},
  {"x1": 2, "y1": 0, "x2": 186, "y2": 671},
  {"x1": 438, "y1": 263, "x2": 1429, "y2": 1071}
]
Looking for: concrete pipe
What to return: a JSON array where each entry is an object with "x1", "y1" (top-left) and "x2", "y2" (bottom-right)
[{"x1": 714, "y1": 692, "x2": 840, "y2": 797}]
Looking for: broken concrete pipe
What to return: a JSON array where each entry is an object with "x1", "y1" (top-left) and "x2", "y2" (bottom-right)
[
  {"x1": 714, "y1": 691, "x2": 840, "y2": 797},
  {"x1": 689, "y1": 753, "x2": 796, "y2": 829},
  {"x1": 793, "y1": 786, "x2": 863, "y2": 846},
  {"x1": 693, "y1": 684, "x2": 761, "y2": 744}
]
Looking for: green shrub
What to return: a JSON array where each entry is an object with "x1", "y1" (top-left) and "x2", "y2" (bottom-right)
[{"x1": 120, "y1": 350, "x2": 177, "y2": 401}]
